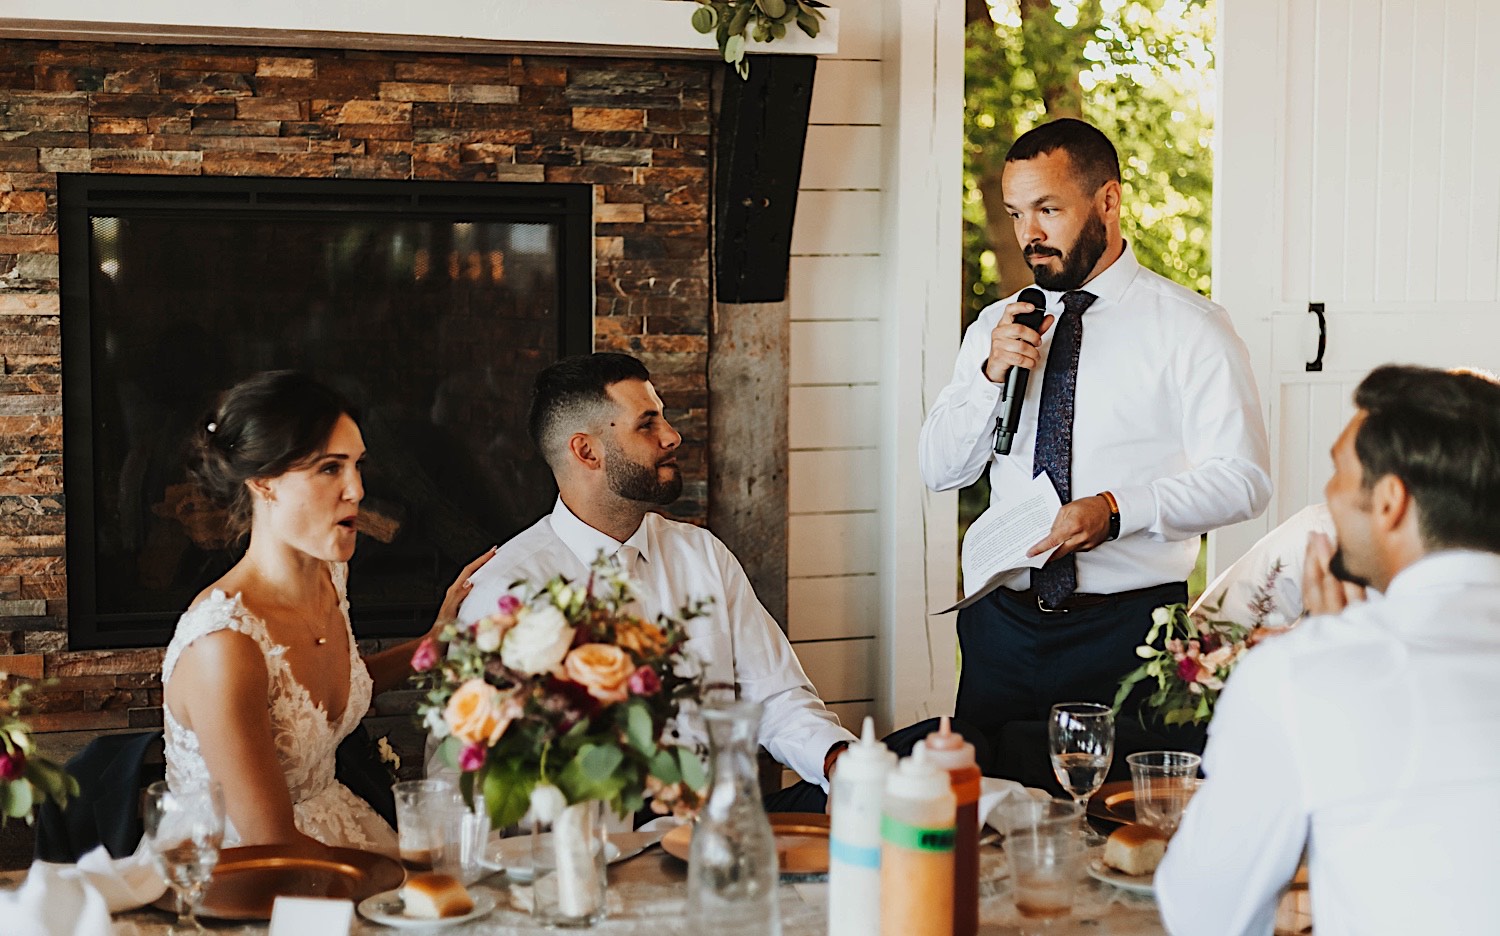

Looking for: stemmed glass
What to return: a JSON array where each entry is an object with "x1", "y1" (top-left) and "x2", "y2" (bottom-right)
[
  {"x1": 142, "y1": 780, "x2": 225, "y2": 934},
  {"x1": 1047, "y1": 702, "x2": 1113, "y2": 847}
]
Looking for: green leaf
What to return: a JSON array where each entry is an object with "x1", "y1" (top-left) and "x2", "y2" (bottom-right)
[
  {"x1": 436, "y1": 735, "x2": 463, "y2": 770},
  {"x1": 677, "y1": 748, "x2": 707, "y2": 792},
  {"x1": 691, "y1": 5, "x2": 717, "y2": 34},
  {"x1": 3, "y1": 779, "x2": 33, "y2": 820},
  {"x1": 724, "y1": 34, "x2": 747, "y2": 64},
  {"x1": 481, "y1": 760, "x2": 537, "y2": 830},
  {"x1": 649, "y1": 749, "x2": 681, "y2": 785},
  {"x1": 557, "y1": 743, "x2": 627, "y2": 803},
  {"x1": 623, "y1": 702, "x2": 656, "y2": 758},
  {"x1": 770, "y1": 21, "x2": 787, "y2": 40},
  {"x1": 728, "y1": 5, "x2": 752, "y2": 36},
  {"x1": 760, "y1": 0, "x2": 788, "y2": 18},
  {"x1": 797, "y1": 10, "x2": 820, "y2": 38}
]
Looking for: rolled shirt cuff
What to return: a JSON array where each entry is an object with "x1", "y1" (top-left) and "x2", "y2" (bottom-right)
[{"x1": 1110, "y1": 483, "x2": 1157, "y2": 541}]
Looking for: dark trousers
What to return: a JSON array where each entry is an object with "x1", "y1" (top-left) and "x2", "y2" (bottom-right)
[
  {"x1": 955, "y1": 582, "x2": 1206, "y2": 795},
  {"x1": 760, "y1": 716, "x2": 993, "y2": 814}
]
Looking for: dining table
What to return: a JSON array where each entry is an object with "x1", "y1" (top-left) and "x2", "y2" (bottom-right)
[{"x1": 1, "y1": 843, "x2": 1188, "y2": 936}]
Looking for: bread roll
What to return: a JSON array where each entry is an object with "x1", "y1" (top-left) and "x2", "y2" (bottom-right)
[
  {"x1": 400, "y1": 872, "x2": 475, "y2": 919},
  {"x1": 1102, "y1": 824, "x2": 1169, "y2": 876}
]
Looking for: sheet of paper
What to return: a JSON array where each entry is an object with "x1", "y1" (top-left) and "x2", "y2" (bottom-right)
[{"x1": 939, "y1": 466, "x2": 1063, "y2": 613}]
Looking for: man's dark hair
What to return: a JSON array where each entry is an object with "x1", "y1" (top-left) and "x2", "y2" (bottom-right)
[
  {"x1": 528, "y1": 352, "x2": 651, "y2": 469},
  {"x1": 1005, "y1": 118, "x2": 1121, "y2": 194},
  {"x1": 1353, "y1": 364, "x2": 1500, "y2": 552}
]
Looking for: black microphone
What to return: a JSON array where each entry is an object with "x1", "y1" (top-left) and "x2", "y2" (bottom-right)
[{"x1": 993, "y1": 287, "x2": 1047, "y2": 455}]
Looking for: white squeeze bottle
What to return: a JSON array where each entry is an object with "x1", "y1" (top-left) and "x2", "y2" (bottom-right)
[{"x1": 828, "y1": 717, "x2": 896, "y2": 936}]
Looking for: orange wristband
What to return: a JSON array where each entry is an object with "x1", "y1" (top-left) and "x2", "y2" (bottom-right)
[{"x1": 1099, "y1": 490, "x2": 1121, "y2": 541}]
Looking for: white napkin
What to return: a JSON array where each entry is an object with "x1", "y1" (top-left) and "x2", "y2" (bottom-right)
[
  {"x1": 0, "y1": 843, "x2": 168, "y2": 936},
  {"x1": 979, "y1": 777, "x2": 1053, "y2": 832}
]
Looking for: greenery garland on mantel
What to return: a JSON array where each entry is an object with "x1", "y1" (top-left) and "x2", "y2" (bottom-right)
[{"x1": 690, "y1": 0, "x2": 827, "y2": 78}]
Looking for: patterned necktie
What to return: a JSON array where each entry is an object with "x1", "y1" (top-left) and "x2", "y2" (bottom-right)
[{"x1": 1031, "y1": 289, "x2": 1098, "y2": 609}]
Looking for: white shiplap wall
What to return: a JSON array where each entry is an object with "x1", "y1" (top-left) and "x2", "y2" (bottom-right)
[
  {"x1": 787, "y1": 0, "x2": 964, "y2": 737},
  {"x1": 786, "y1": 0, "x2": 886, "y2": 733}
]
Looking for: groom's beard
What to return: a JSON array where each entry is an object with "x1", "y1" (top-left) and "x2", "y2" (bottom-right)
[{"x1": 1329, "y1": 549, "x2": 1371, "y2": 589}]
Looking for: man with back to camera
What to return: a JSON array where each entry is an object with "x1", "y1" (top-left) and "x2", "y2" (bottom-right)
[
  {"x1": 917, "y1": 118, "x2": 1272, "y2": 783},
  {"x1": 1156, "y1": 365, "x2": 1500, "y2": 935}
]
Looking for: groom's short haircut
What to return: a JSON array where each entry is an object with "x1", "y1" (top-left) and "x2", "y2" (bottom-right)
[
  {"x1": 1353, "y1": 364, "x2": 1500, "y2": 552},
  {"x1": 529, "y1": 352, "x2": 651, "y2": 470}
]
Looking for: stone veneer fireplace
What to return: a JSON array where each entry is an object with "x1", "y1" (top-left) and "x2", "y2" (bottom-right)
[{"x1": 0, "y1": 39, "x2": 713, "y2": 754}]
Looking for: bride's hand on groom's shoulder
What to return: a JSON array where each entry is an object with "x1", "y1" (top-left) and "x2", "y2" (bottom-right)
[{"x1": 431, "y1": 546, "x2": 498, "y2": 637}]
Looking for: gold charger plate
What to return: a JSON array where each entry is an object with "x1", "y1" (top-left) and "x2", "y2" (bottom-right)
[
  {"x1": 1087, "y1": 780, "x2": 1137, "y2": 826},
  {"x1": 661, "y1": 812, "x2": 831, "y2": 879},
  {"x1": 155, "y1": 844, "x2": 405, "y2": 920}
]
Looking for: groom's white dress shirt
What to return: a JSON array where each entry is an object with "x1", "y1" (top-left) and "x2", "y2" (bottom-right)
[
  {"x1": 1157, "y1": 550, "x2": 1500, "y2": 936},
  {"x1": 917, "y1": 247, "x2": 1271, "y2": 595},
  {"x1": 459, "y1": 498, "x2": 855, "y2": 788}
]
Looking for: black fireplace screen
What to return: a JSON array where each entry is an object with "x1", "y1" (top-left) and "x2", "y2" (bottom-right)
[{"x1": 59, "y1": 176, "x2": 592, "y2": 649}]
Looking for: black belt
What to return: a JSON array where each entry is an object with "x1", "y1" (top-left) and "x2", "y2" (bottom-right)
[{"x1": 997, "y1": 581, "x2": 1184, "y2": 615}]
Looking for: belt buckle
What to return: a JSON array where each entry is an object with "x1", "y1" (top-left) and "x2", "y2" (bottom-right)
[{"x1": 1036, "y1": 595, "x2": 1069, "y2": 614}]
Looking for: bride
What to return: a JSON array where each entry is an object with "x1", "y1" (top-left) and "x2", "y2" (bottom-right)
[{"x1": 161, "y1": 371, "x2": 493, "y2": 854}]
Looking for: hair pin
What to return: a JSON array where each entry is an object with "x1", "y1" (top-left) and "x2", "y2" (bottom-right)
[{"x1": 206, "y1": 421, "x2": 218, "y2": 434}]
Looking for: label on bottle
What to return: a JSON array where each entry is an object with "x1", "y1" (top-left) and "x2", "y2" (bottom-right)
[
  {"x1": 880, "y1": 816, "x2": 955, "y2": 852},
  {"x1": 829, "y1": 835, "x2": 882, "y2": 869}
]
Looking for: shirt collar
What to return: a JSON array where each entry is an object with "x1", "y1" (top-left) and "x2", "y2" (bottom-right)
[
  {"x1": 1383, "y1": 549, "x2": 1500, "y2": 601},
  {"x1": 1039, "y1": 241, "x2": 1140, "y2": 310},
  {"x1": 548, "y1": 497, "x2": 654, "y2": 568}
]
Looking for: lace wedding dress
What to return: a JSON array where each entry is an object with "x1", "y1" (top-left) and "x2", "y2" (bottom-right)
[{"x1": 162, "y1": 562, "x2": 399, "y2": 855}]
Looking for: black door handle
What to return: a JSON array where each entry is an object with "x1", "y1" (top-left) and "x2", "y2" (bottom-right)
[{"x1": 1306, "y1": 302, "x2": 1326, "y2": 372}]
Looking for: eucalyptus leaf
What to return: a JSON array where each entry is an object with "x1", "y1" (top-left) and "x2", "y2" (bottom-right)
[
  {"x1": 761, "y1": 0, "x2": 787, "y2": 18},
  {"x1": 649, "y1": 749, "x2": 681, "y2": 785},
  {"x1": 691, "y1": 5, "x2": 718, "y2": 34},
  {"x1": 797, "y1": 11, "x2": 820, "y2": 38},
  {"x1": 677, "y1": 748, "x2": 708, "y2": 791},
  {"x1": 623, "y1": 702, "x2": 657, "y2": 758},
  {"x1": 771, "y1": 22, "x2": 787, "y2": 40}
]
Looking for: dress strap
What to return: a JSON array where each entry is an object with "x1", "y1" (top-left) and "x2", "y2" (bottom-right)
[{"x1": 162, "y1": 591, "x2": 274, "y2": 687}]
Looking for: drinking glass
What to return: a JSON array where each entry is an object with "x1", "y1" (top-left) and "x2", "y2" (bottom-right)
[
  {"x1": 1047, "y1": 702, "x2": 1113, "y2": 846},
  {"x1": 998, "y1": 798, "x2": 1086, "y2": 935},
  {"x1": 393, "y1": 778, "x2": 457, "y2": 872},
  {"x1": 1126, "y1": 751, "x2": 1201, "y2": 835},
  {"x1": 142, "y1": 780, "x2": 225, "y2": 934}
]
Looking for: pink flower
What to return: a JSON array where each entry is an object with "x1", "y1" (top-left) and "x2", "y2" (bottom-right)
[
  {"x1": 498, "y1": 594, "x2": 522, "y2": 615},
  {"x1": 459, "y1": 742, "x2": 488, "y2": 773},
  {"x1": 411, "y1": 638, "x2": 439, "y2": 672},
  {"x1": 1177, "y1": 656, "x2": 1201, "y2": 683},
  {"x1": 627, "y1": 666, "x2": 661, "y2": 697},
  {"x1": 0, "y1": 750, "x2": 24, "y2": 781}
]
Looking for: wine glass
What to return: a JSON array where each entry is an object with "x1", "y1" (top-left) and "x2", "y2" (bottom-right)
[
  {"x1": 1047, "y1": 702, "x2": 1113, "y2": 847},
  {"x1": 142, "y1": 780, "x2": 225, "y2": 934}
]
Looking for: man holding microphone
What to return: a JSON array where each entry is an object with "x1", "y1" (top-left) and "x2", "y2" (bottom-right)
[{"x1": 918, "y1": 118, "x2": 1271, "y2": 781}]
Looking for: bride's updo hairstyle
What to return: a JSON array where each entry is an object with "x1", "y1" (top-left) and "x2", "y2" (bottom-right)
[{"x1": 190, "y1": 371, "x2": 359, "y2": 539}]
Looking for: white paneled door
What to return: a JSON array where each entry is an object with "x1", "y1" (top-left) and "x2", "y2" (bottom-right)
[{"x1": 1215, "y1": 0, "x2": 1500, "y2": 567}]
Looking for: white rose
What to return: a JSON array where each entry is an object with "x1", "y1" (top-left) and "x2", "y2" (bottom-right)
[
  {"x1": 529, "y1": 783, "x2": 568, "y2": 824},
  {"x1": 501, "y1": 604, "x2": 574, "y2": 674}
]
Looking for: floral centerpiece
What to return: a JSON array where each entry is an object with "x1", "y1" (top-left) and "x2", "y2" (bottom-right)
[
  {"x1": 0, "y1": 680, "x2": 78, "y2": 822},
  {"x1": 412, "y1": 556, "x2": 709, "y2": 831},
  {"x1": 1114, "y1": 561, "x2": 1288, "y2": 727}
]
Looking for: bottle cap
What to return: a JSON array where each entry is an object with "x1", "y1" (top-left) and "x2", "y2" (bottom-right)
[
  {"x1": 834, "y1": 716, "x2": 896, "y2": 783},
  {"x1": 884, "y1": 744, "x2": 953, "y2": 801},
  {"x1": 915, "y1": 715, "x2": 976, "y2": 772}
]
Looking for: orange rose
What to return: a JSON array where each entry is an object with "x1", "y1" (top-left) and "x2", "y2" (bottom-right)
[
  {"x1": 563, "y1": 643, "x2": 635, "y2": 703},
  {"x1": 443, "y1": 678, "x2": 520, "y2": 746},
  {"x1": 614, "y1": 617, "x2": 668, "y2": 658}
]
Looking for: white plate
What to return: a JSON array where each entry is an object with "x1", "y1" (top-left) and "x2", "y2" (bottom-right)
[
  {"x1": 357, "y1": 889, "x2": 497, "y2": 929},
  {"x1": 483, "y1": 835, "x2": 623, "y2": 883},
  {"x1": 1087, "y1": 857, "x2": 1155, "y2": 896}
]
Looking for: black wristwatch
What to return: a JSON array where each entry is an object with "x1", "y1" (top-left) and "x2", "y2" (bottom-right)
[{"x1": 1100, "y1": 490, "x2": 1121, "y2": 541}]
